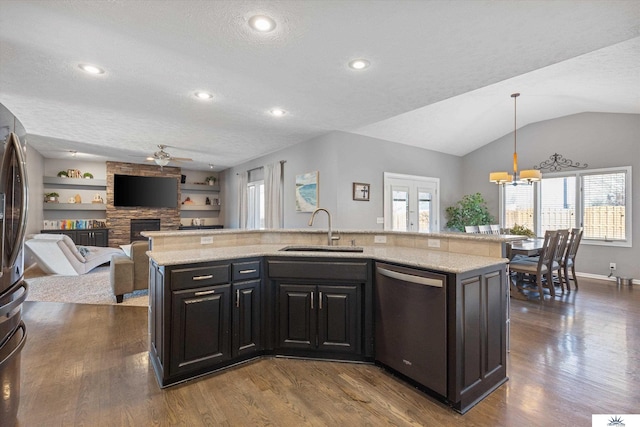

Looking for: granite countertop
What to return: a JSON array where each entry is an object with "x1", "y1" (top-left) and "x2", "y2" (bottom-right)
[
  {"x1": 143, "y1": 228, "x2": 526, "y2": 243},
  {"x1": 148, "y1": 244, "x2": 508, "y2": 274}
]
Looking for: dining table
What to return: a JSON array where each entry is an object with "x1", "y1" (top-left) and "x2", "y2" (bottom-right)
[{"x1": 508, "y1": 238, "x2": 545, "y2": 259}]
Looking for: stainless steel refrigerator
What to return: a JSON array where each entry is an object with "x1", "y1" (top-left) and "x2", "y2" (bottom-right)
[{"x1": 0, "y1": 129, "x2": 28, "y2": 427}]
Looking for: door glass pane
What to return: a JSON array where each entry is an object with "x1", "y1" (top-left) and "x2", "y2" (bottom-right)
[
  {"x1": 418, "y1": 190, "x2": 431, "y2": 233},
  {"x1": 504, "y1": 184, "x2": 534, "y2": 231},
  {"x1": 583, "y1": 172, "x2": 626, "y2": 240},
  {"x1": 540, "y1": 176, "x2": 576, "y2": 233},
  {"x1": 391, "y1": 187, "x2": 409, "y2": 231}
]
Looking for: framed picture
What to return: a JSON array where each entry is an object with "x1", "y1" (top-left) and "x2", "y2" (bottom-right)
[
  {"x1": 295, "y1": 171, "x2": 319, "y2": 212},
  {"x1": 353, "y1": 182, "x2": 370, "y2": 201}
]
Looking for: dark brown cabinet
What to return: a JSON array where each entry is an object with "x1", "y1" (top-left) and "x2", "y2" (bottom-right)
[
  {"x1": 277, "y1": 284, "x2": 360, "y2": 354},
  {"x1": 150, "y1": 258, "x2": 263, "y2": 387},
  {"x1": 40, "y1": 228, "x2": 109, "y2": 247},
  {"x1": 170, "y1": 283, "x2": 231, "y2": 376},
  {"x1": 232, "y1": 279, "x2": 261, "y2": 357}
]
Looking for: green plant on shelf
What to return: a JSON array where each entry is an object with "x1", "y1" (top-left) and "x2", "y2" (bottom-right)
[
  {"x1": 44, "y1": 192, "x2": 59, "y2": 203},
  {"x1": 57, "y1": 170, "x2": 68, "y2": 178},
  {"x1": 206, "y1": 176, "x2": 217, "y2": 185},
  {"x1": 83, "y1": 172, "x2": 94, "y2": 179}
]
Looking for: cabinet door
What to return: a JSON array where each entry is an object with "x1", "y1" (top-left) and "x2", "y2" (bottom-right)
[
  {"x1": 317, "y1": 285, "x2": 360, "y2": 354},
  {"x1": 277, "y1": 284, "x2": 316, "y2": 350},
  {"x1": 170, "y1": 284, "x2": 231, "y2": 376},
  {"x1": 232, "y1": 280, "x2": 261, "y2": 357},
  {"x1": 75, "y1": 230, "x2": 90, "y2": 246},
  {"x1": 92, "y1": 229, "x2": 108, "y2": 247}
]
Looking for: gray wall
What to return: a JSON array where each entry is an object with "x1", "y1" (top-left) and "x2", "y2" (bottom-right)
[
  {"x1": 223, "y1": 131, "x2": 462, "y2": 230},
  {"x1": 462, "y1": 112, "x2": 640, "y2": 279}
]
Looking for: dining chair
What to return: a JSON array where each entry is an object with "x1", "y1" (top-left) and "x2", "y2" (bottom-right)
[
  {"x1": 562, "y1": 228, "x2": 583, "y2": 291},
  {"x1": 477, "y1": 225, "x2": 492, "y2": 234},
  {"x1": 509, "y1": 230, "x2": 559, "y2": 300},
  {"x1": 551, "y1": 229, "x2": 570, "y2": 293},
  {"x1": 490, "y1": 224, "x2": 501, "y2": 234},
  {"x1": 464, "y1": 225, "x2": 479, "y2": 233}
]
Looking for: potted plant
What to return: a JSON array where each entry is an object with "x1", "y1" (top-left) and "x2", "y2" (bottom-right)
[
  {"x1": 57, "y1": 170, "x2": 68, "y2": 178},
  {"x1": 445, "y1": 193, "x2": 495, "y2": 232},
  {"x1": 44, "y1": 192, "x2": 59, "y2": 203},
  {"x1": 508, "y1": 223, "x2": 536, "y2": 238},
  {"x1": 83, "y1": 172, "x2": 94, "y2": 179},
  {"x1": 206, "y1": 176, "x2": 217, "y2": 186}
]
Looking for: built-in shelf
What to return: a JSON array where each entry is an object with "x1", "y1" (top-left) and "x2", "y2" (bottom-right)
[
  {"x1": 44, "y1": 176, "x2": 107, "y2": 188},
  {"x1": 44, "y1": 203, "x2": 107, "y2": 211},
  {"x1": 181, "y1": 183, "x2": 220, "y2": 192},
  {"x1": 180, "y1": 205, "x2": 221, "y2": 211}
]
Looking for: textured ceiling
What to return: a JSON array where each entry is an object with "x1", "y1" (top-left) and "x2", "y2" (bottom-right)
[{"x1": 1, "y1": 0, "x2": 639, "y2": 170}]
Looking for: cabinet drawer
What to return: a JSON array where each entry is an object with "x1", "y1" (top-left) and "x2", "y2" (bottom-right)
[
  {"x1": 268, "y1": 260, "x2": 369, "y2": 281},
  {"x1": 232, "y1": 260, "x2": 261, "y2": 281},
  {"x1": 171, "y1": 264, "x2": 230, "y2": 290}
]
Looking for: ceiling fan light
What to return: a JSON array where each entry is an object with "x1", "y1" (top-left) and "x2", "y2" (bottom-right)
[
  {"x1": 194, "y1": 91, "x2": 213, "y2": 100},
  {"x1": 154, "y1": 157, "x2": 170, "y2": 166}
]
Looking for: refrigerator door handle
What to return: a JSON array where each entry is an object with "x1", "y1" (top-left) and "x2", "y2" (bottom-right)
[{"x1": 2, "y1": 133, "x2": 29, "y2": 270}]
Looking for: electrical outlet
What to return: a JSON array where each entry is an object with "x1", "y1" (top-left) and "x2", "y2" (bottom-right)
[
  {"x1": 374, "y1": 235, "x2": 387, "y2": 244},
  {"x1": 609, "y1": 262, "x2": 616, "y2": 270},
  {"x1": 201, "y1": 236, "x2": 214, "y2": 245},
  {"x1": 427, "y1": 239, "x2": 441, "y2": 248}
]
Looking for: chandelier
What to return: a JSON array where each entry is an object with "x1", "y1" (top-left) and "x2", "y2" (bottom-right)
[{"x1": 489, "y1": 93, "x2": 541, "y2": 185}]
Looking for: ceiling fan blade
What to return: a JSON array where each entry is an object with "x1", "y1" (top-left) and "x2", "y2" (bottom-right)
[{"x1": 171, "y1": 157, "x2": 193, "y2": 161}]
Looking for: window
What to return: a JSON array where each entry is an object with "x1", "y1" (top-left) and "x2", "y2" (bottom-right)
[
  {"x1": 247, "y1": 168, "x2": 264, "y2": 230},
  {"x1": 503, "y1": 184, "x2": 534, "y2": 231},
  {"x1": 500, "y1": 166, "x2": 632, "y2": 246}
]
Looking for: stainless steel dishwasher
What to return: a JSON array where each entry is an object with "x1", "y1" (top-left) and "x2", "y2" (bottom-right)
[{"x1": 375, "y1": 262, "x2": 447, "y2": 397}]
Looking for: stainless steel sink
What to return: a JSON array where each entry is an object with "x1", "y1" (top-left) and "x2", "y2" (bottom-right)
[{"x1": 279, "y1": 245, "x2": 364, "y2": 253}]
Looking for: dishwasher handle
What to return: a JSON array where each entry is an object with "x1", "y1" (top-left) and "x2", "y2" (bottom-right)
[{"x1": 376, "y1": 267, "x2": 443, "y2": 288}]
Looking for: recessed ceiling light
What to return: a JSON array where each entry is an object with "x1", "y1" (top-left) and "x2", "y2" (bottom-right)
[
  {"x1": 194, "y1": 91, "x2": 213, "y2": 100},
  {"x1": 248, "y1": 15, "x2": 276, "y2": 32},
  {"x1": 78, "y1": 63, "x2": 105, "y2": 74},
  {"x1": 348, "y1": 59, "x2": 370, "y2": 70},
  {"x1": 270, "y1": 108, "x2": 286, "y2": 117}
]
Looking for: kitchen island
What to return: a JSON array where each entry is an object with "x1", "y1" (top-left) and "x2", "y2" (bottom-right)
[{"x1": 144, "y1": 229, "x2": 520, "y2": 413}]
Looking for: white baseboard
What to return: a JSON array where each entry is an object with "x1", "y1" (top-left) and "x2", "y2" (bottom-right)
[{"x1": 575, "y1": 272, "x2": 631, "y2": 283}]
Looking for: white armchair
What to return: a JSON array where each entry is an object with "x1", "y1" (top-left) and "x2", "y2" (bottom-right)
[{"x1": 25, "y1": 234, "x2": 123, "y2": 276}]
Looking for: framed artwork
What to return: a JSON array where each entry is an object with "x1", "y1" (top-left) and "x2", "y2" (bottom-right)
[
  {"x1": 295, "y1": 171, "x2": 319, "y2": 212},
  {"x1": 353, "y1": 182, "x2": 370, "y2": 201}
]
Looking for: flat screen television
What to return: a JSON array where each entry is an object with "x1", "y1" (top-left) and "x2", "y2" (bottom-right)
[{"x1": 113, "y1": 174, "x2": 178, "y2": 208}]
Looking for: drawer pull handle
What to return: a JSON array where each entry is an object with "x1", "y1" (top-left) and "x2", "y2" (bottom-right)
[
  {"x1": 194, "y1": 290, "x2": 215, "y2": 296},
  {"x1": 236, "y1": 289, "x2": 240, "y2": 307},
  {"x1": 192, "y1": 274, "x2": 213, "y2": 281},
  {"x1": 238, "y1": 269, "x2": 257, "y2": 274}
]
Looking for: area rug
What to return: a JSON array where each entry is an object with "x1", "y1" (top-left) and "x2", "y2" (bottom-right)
[{"x1": 24, "y1": 264, "x2": 148, "y2": 307}]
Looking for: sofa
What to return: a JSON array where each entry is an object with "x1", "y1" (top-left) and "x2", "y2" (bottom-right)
[
  {"x1": 25, "y1": 234, "x2": 123, "y2": 276},
  {"x1": 110, "y1": 241, "x2": 149, "y2": 303}
]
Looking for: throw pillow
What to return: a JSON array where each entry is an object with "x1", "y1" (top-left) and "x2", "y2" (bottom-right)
[{"x1": 77, "y1": 246, "x2": 90, "y2": 258}]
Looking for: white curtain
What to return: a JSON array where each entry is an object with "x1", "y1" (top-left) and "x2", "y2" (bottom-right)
[
  {"x1": 264, "y1": 162, "x2": 283, "y2": 229},
  {"x1": 238, "y1": 171, "x2": 248, "y2": 229}
]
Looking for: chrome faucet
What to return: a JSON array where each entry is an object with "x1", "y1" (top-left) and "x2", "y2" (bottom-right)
[{"x1": 308, "y1": 208, "x2": 340, "y2": 246}]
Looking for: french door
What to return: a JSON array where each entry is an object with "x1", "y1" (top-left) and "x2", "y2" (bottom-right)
[{"x1": 383, "y1": 173, "x2": 439, "y2": 233}]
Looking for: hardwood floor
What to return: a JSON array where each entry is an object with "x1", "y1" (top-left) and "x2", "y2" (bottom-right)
[{"x1": 16, "y1": 277, "x2": 639, "y2": 426}]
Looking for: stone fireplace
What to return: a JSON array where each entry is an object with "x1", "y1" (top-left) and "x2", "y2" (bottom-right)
[
  {"x1": 106, "y1": 162, "x2": 181, "y2": 247},
  {"x1": 130, "y1": 218, "x2": 161, "y2": 241}
]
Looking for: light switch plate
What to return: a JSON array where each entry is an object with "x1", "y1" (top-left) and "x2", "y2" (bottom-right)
[
  {"x1": 374, "y1": 235, "x2": 387, "y2": 244},
  {"x1": 376, "y1": 217, "x2": 384, "y2": 224},
  {"x1": 200, "y1": 236, "x2": 214, "y2": 244},
  {"x1": 428, "y1": 239, "x2": 441, "y2": 248}
]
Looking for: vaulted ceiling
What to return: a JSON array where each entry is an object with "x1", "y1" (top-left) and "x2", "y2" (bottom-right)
[{"x1": 1, "y1": 1, "x2": 639, "y2": 171}]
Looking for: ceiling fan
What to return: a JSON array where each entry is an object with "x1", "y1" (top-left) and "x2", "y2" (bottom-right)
[{"x1": 146, "y1": 145, "x2": 193, "y2": 167}]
